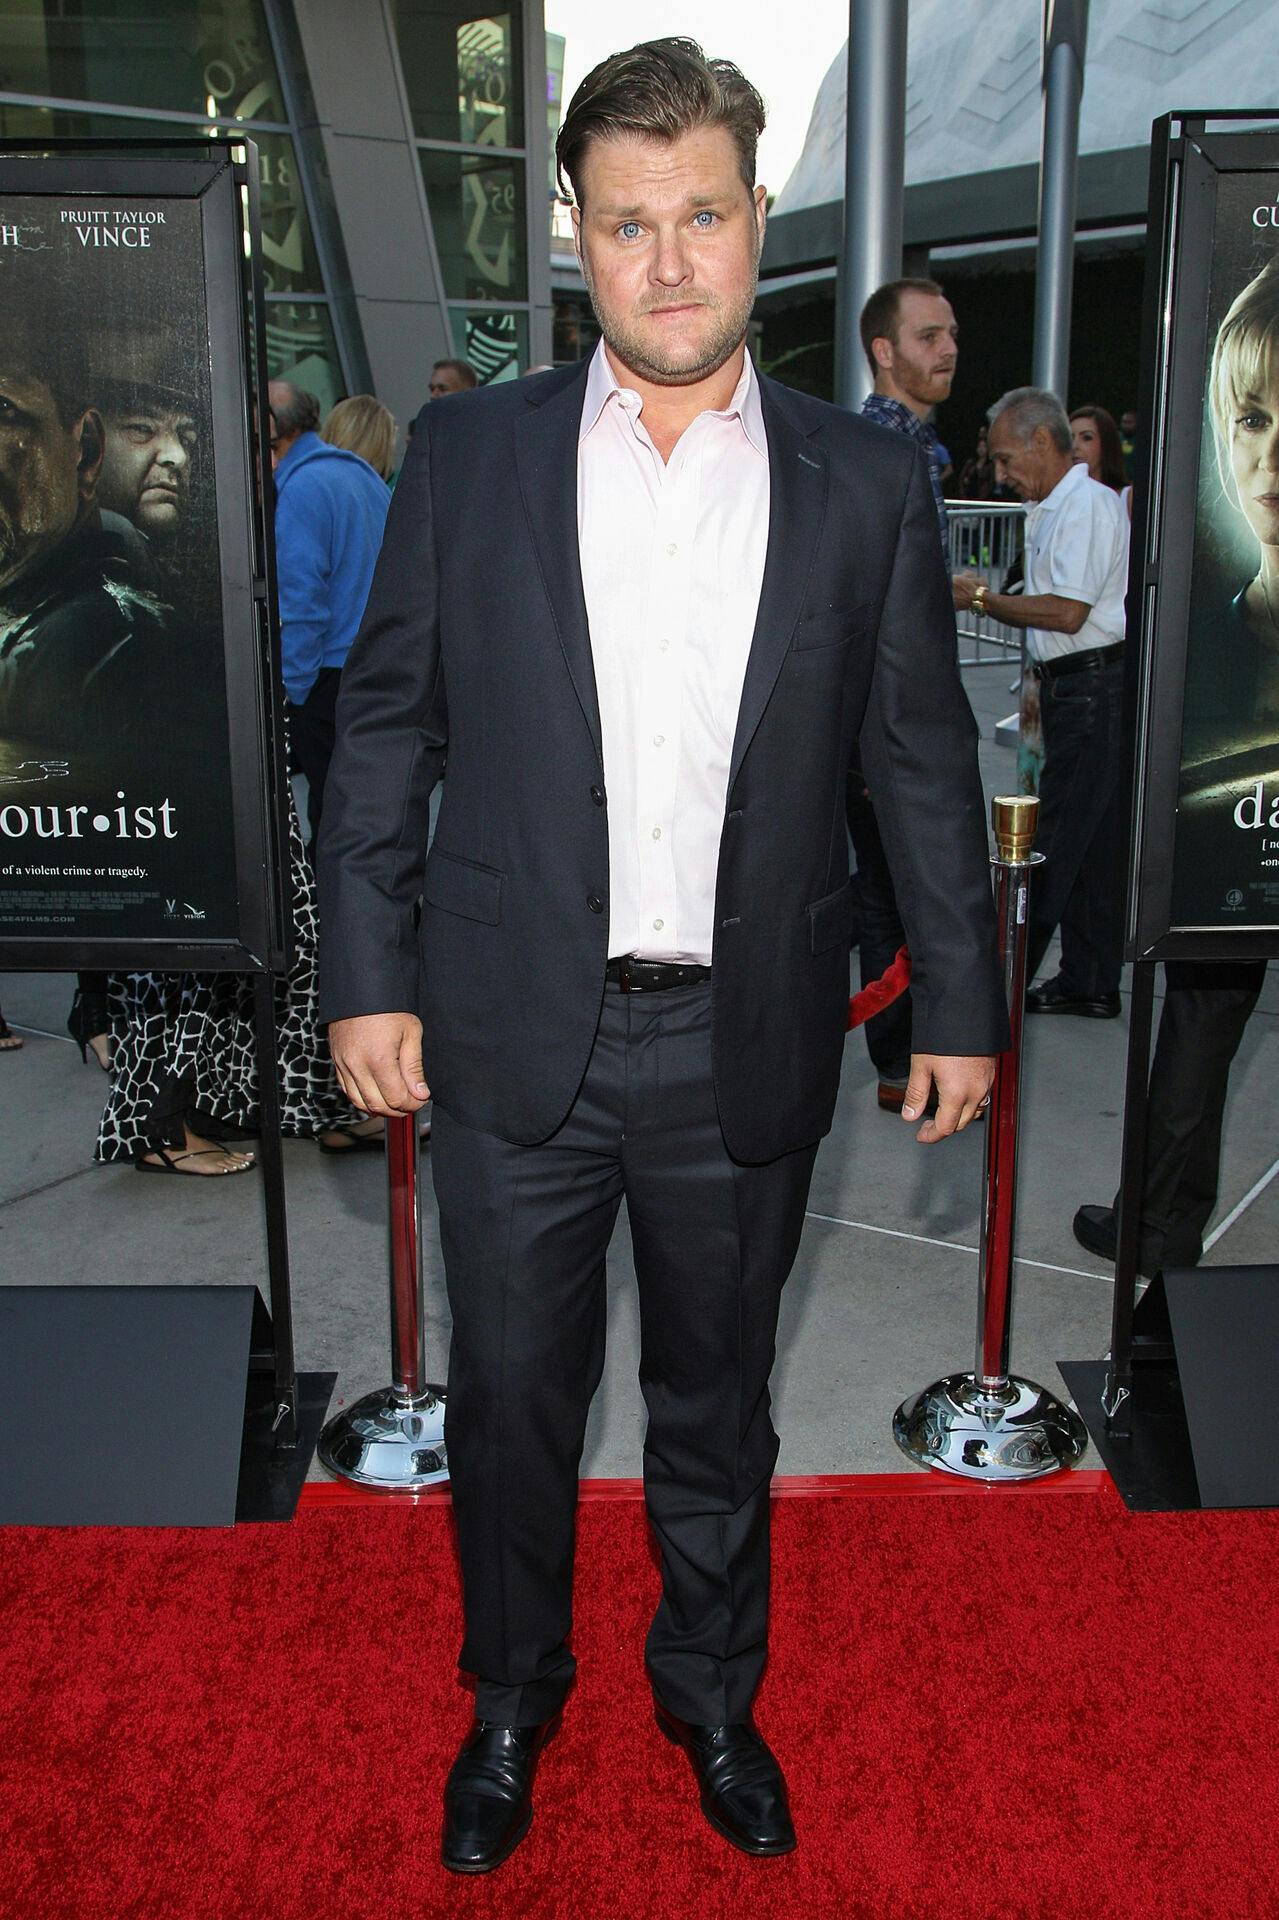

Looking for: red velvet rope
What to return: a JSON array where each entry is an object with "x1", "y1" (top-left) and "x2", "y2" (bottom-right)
[{"x1": 847, "y1": 945, "x2": 912, "y2": 1031}]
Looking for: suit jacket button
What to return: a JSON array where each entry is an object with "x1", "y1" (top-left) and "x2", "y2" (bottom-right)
[
  {"x1": 587, "y1": 893, "x2": 604, "y2": 913},
  {"x1": 590, "y1": 784, "x2": 605, "y2": 808}
]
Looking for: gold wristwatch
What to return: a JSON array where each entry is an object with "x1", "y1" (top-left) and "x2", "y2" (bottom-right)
[{"x1": 971, "y1": 582, "x2": 989, "y2": 616}]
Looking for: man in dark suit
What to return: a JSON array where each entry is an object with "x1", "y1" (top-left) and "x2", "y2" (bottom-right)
[{"x1": 318, "y1": 38, "x2": 1007, "y2": 1875}]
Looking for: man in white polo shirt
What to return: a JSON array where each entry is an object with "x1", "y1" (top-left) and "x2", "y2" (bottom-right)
[{"x1": 953, "y1": 386, "x2": 1130, "y2": 1017}]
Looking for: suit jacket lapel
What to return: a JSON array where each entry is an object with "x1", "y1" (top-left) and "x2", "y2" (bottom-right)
[
  {"x1": 513, "y1": 363, "x2": 603, "y2": 766},
  {"x1": 729, "y1": 375, "x2": 829, "y2": 789},
  {"x1": 513, "y1": 361, "x2": 826, "y2": 786}
]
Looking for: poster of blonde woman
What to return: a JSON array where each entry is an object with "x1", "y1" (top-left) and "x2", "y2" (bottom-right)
[
  {"x1": 1174, "y1": 246, "x2": 1279, "y2": 927},
  {"x1": 1130, "y1": 120, "x2": 1279, "y2": 952}
]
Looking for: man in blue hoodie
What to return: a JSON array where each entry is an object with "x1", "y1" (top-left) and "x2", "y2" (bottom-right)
[{"x1": 269, "y1": 381, "x2": 391, "y2": 851}]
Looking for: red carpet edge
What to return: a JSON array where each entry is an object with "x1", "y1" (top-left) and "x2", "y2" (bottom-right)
[{"x1": 301, "y1": 1467, "x2": 1112, "y2": 1507}]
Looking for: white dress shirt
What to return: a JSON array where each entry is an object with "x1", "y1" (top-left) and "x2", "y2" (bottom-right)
[
  {"x1": 577, "y1": 340, "x2": 770, "y2": 964},
  {"x1": 1023, "y1": 459, "x2": 1129, "y2": 663}
]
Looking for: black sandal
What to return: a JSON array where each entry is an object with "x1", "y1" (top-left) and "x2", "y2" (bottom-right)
[
  {"x1": 316, "y1": 1125, "x2": 386, "y2": 1155},
  {"x1": 0, "y1": 1016, "x2": 23, "y2": 1053},
  {"x1": 135, "y1": 1147, "x2": 256, "y2": 1177}
]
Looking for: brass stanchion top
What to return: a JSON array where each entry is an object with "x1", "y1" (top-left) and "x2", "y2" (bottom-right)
[{"x1": 992, "y1": 794, "x2": 1039, "y2": 863}]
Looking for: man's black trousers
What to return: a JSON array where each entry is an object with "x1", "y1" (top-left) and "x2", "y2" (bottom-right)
[
  {"x1": 430, "y1": 978, "x2": 818, "y2": 1728},
  {"x1": 1114, "y1": 959, "x2": 1267, "y2": 1270},
  {"x1": 1025, "y1": 653, "x2": 1126, "y2": 996},
  {"x1": 287, "y1": 666, "x2": 342, "y2": 857}
]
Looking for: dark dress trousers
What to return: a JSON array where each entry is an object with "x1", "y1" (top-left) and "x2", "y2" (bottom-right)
[
  {"x1": 317, "y1": 361, "x2": 1008, "y2": 1725},
  {"x1": 1024, "y1": 650, "x2": 1128, "y2": 997},
  {"x1": 1117, "y1": 959, "x2": 1267, "y2": 1271}
]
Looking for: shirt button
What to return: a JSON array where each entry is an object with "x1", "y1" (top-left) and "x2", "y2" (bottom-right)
[
  {"x1": 653, "y1": 734, "x2": 665, "y2": 747},
  {"x1": 658, "y1": 639, "x2": 670, "y2": 652},
  {"x1": 587, "y1": 893, "x2": 603, "y2": 914},
  {"x1": 652, "y1": 827, "x2": 661, "y2": 840},
  {"x1": 590, "y1": 784, "x2": 605, "y2": 807},
  {"x1": 665, "y1": 542, "x2": 677, "y2": 556},
  {"x1": 652, "y1": 918, "x2": 664, "y2": 931}
]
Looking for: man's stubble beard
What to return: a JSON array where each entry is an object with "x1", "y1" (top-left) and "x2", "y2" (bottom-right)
[
  {"x1": 579, "y1": 246, "x2": 760, "y2": 389},
  {"x1": 892, "y1": 348, "x2": 954, "y2": 412}
]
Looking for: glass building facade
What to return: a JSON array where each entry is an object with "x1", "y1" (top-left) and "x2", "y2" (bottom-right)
[
  {"x1": 0, "y1": 0, "x2": 551, "y2": 419},
  {"x1": 0, "y1": 1, "x2": 347, "y2": 408},
  {"x1": 390, "y1": 1, "x2": 542, "y2": 383}
]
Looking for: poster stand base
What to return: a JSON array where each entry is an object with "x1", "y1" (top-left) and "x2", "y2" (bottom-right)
[
  {"x1": 237, "y1": 1366, "x2": 336, "y2": 1523},
  {"x1": 0, "y1": 1285, "x2": 331, "y2": 1528},
  {"x1": 1059, "y1": 1358, "x2": 1200, "y2": 1512}
]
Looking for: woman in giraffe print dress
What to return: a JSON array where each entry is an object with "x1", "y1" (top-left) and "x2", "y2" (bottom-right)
[{"x1": 95, "y1": 800, "x2": 376, "y2": 1172}]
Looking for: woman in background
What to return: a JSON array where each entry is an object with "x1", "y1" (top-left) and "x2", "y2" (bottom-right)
[
  {"x1": 322, "y1": 395, "x2": 397, "y2": 482},
  {"x1": 96, "y1": 802, "x2": 381, "y2": 1173},
  {"x1": 1069, "y1": 404, "x2": 1127, "y2": 493}
]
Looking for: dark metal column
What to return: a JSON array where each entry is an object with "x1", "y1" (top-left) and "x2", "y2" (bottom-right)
[
  {"x1": 1103, "y1": 958, "x2": 1158, "y2": 1435},
  {"x1": 834, "y1": 0, "x2": 908, "y2": 411},
  {"x1": 1033, "y1": 0, "x2": 1089, "y2": 399},
  {"x1": 252, "y1": 970, "x2": 299, "y2": 1446}
]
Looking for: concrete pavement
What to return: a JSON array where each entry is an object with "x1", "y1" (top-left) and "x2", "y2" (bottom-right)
[{"x1": 2, "y1": 662, "x2": 1276, "y2": 1478}]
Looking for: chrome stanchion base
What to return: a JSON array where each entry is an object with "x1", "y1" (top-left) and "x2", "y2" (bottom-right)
[
  {"x1": 893, "y1": 1373, "x2": 1088, "y2": 1482},
  {"x1": 318, "y1": 1384, "x2": 448, "y2": 1489}
]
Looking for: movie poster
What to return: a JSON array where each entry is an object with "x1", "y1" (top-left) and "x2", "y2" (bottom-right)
[
  {"x1": 0, "y1": 189, "x2": 239, "y2": 941},
  {"x1": 1172, "y1": 167, "x2": 1279, "y2": 929}
]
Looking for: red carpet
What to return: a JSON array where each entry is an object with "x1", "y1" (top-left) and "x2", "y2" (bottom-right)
[{"x1": 3, "y1": 1479, "x2": 1278, "y2": 1920}]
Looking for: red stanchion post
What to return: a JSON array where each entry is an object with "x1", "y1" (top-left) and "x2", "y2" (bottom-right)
[
  {"x1": 318, "y1": 1114, "x2": 448, "y2": 1488},
  {"x1": 892, "y1": 795, "x2": 1089, "y2": 1481}
]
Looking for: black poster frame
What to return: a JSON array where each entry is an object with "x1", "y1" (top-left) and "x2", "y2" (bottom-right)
[
  {"x1": 0, "y1": 139, "x2": 308, "y2": 1469},
  {"x1": 1095, "y1": 113, "x2": 1279, "y2": 1463},
  {"x1": 0, "y1": 137, "x2": 290, "y2": 975},
  {"x1": 1125, "y1": 111, "x2": 1279, "y2": 965}
]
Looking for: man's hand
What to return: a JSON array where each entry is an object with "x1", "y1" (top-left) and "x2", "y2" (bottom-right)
[
  {"x1": 328, "y1": 1012, "x2": 430, "y2": 1117},
  {"x1": 902, "y1": 1052, "x2": 996, "y2": 1143},
  {"x1": 951, "y1": 572, "x2": 981, "y2": 611}
]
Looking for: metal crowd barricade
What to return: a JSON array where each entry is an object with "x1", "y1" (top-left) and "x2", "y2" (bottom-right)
[{"x1": 945, "y1": 500, "x2": 1027, "y2": 667}]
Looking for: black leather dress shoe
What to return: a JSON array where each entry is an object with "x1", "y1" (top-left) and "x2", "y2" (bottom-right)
[
  {"x1": 1073, "y1": 1203, "x2": 1162, "y2": 1278},
  {"x1": 655, "y1": 1702, "x2": 796, "y2": 1856},
  {"x1": 1073, "y1": 1203, "x2": 1118, "y2": 1261},
  {"x1": 1026, "y1": 974, "x2": 1121, "y2": 1019},
  {"x1": 441, "y1": 1714, "x2": 559, "y2": 1874}
]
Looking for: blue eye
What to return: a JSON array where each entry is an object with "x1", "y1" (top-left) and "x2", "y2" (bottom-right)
[
  {"x1": 693, "y1": 210, "x2": 716, "y2": 228},
  {"x1": 618, "y1": 221, "x2": 642, "y2": 241}
]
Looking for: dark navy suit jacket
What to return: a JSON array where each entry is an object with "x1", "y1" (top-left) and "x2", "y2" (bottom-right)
[{"x1": 317, "y1": 359, "x2": 1008, "y2": 1162}]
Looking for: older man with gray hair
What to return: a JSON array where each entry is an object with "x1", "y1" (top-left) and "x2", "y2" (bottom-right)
[{"x1": 953, "y1": 386, "x2": 1130, "y2": 1017}]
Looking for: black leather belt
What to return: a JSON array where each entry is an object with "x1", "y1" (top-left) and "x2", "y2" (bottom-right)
[
  {"x1": 606, "y1": 956, "x2": 712, "y2": 993},
  {"x1": 1034, "y1": 641, "x2": 1124, "y2": 680}
]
